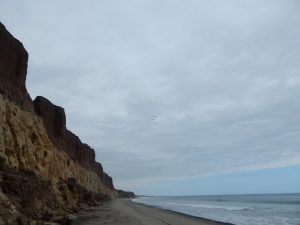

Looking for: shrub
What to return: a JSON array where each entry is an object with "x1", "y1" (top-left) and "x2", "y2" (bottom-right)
[
  {"x1": 0, "y1": 156, "x2": 5, "y2": 170},
  {"x1": 67, "y1": 177, "x2": 79, "y2": 190},
  {"x1": 20, "y1": 168, "x2": 36, "y2": 177},
  {"x1": 94, "y1": 193, "x2": 108, "y2": 202}
]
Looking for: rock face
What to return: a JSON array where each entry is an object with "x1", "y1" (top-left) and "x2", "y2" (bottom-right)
[
  {"x1": 0, "y1": 22, "x2": 124, "y2": 224},
  {"x1": 33, "y1": 96, "x2": 66, "y2": 140},
  {"x1": 0, "y1": 23, "x2": 32, "y2": 112},
  {"x1": 0, "y1": 95, "x2": 115, "y2": 195},
  {"x1": 117, "y1": 190, "x2": 136, "y2": 198},
  {"x1": 33, "y1": 96, "x2": 114, "y2": 190}
]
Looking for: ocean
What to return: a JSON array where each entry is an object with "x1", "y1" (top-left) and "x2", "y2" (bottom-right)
[{"x1": 132, "y1": 193, "x2": 300, "y2": 225}]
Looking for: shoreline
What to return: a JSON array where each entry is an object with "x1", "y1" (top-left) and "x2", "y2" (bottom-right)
[
  {"x1": 72, "y1": 199, "x2": 233, "y2": 225},
  {"x1": 130, "y1": 199, "x2": 233, "y2": 225}
]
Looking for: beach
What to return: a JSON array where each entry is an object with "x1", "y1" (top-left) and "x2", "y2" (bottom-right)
[{"x1": 72, "y1": 199, "x2": 231, "y2": 225}]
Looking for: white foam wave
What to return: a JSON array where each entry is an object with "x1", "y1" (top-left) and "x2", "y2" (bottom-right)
[{"x1": 167, "y1": 202, "x2": 253, "y2": 211}]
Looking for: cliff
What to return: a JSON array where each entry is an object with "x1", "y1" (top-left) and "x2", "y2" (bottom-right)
[
  {"x1": 33, "y1": 96, "x2": 114, "y2": 190},
  {"x1": 0, "y1": 23, "x2": 124, "y2": 225},
  {"x1": 0, "y1": 23, "x2": 32, "y2": 112},
  {"x1": 117, "y1": 190, "x2": 136, "y2": 198}
]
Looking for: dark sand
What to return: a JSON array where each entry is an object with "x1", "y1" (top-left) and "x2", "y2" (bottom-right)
[{"x1": 72, "y1": 199, "x2": 233, "y2": 225}]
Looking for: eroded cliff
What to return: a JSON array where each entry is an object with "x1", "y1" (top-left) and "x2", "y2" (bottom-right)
[
  {"x1": 33, "y1": 96, "x2": 114, "y2": 190},
  {"x1": 0, "y1": 23, "x2": 119, "y2": 225}
]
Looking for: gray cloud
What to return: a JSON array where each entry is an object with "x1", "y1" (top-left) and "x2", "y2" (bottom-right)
[{"x1": 1, "y1": 0, "x2": 300, "y2": 194}]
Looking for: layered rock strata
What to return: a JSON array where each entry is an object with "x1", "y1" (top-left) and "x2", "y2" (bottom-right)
[
  {"x1": 33, "y1": 96, "x2": 114, "y2": 190},
  {"x1": 0, "y1": 23, "x2": 32, "y2": 112},
  {"x1": 0, "y1": 22, "x2": 120, "y2": 224}
]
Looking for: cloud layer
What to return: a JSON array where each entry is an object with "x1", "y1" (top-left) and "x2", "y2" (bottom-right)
[{"x1": 1, "y1": 0, "x2": 300, "y2": 193}]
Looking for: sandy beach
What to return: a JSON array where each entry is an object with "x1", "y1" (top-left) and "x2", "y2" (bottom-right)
[{"x1": 72, "y1": 199, "x2": 232, "y2": 225}]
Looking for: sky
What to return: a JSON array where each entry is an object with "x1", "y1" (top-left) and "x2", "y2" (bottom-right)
[{"x1": 0, "y1": 0, "x2": 300, "y2": 195}]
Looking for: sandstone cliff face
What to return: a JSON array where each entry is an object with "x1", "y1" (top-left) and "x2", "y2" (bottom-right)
[
  {"x1": 33, "y1": 96, "x2": 114, "y2": 189},
  {"x1": 0, "y1": 22, "x2": 119, "y2": 224},
  {"x1": 0, "y1": 23, "x2": 32, "y2": 112},
  {"x1": 0, "y1": 95, "x2": 115, "y2": 195}
]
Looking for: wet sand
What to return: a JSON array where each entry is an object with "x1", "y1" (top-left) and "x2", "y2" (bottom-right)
[{"x1": 72, "y1": 199, "x2": 232, "y2": 225}]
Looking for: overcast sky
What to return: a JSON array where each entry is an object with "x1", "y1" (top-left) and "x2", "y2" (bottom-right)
[{"x1": 1, "y1": 0, "x2": 300, "y2": 195}]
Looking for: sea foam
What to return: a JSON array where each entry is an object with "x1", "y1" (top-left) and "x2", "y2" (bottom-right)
[
  {"x1": 132, "y1": 193, "x2": 300, "y2": 225},
  {"x1": 167, "y1": 202, "x2": 253, "y2": 211}
]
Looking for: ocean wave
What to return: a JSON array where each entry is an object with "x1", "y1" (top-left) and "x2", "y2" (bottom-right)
[
  {"x1": 167, "y1": 202, "x2": 253, "y2": 211},
  {"x1": 132, "y1": 199, "x2": 147, "y2": 203}
]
